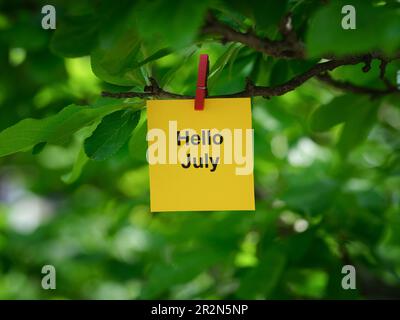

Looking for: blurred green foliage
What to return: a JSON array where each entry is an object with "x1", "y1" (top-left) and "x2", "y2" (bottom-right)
[{"x1": 0, "y1": 0, "x2": 400, "y2": 299}]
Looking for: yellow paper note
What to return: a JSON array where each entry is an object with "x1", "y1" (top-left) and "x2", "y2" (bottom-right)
[{"x1": 147, "y1": 98, "x2": 255, "y2": 212}]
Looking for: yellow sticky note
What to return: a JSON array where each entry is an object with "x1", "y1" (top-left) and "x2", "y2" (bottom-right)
[{"x1": 147, "y1": 98, "x2": 255, "y2": 212}]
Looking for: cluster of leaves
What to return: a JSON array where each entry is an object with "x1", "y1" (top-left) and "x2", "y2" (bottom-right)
[{"x1": 0, "y1": 0, "x2": 399, "y2": 299}]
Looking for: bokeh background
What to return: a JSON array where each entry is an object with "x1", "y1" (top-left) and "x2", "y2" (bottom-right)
[{"x1": 0, "y1": 0, "x2": 400, "y2": 299}]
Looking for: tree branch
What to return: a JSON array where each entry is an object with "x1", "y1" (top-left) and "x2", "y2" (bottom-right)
[
  {"x1": 317, "y1": 73, "x2": 397, "y2": 96},
  {"x1": 201, "y1": 13, "x2": 305, "y2": 59},
  {"x1": 102, "y1": 15, "x2": 400, "y2": 100},
  {"x1": 102, "y1": 55, "x2": 399, "y2": 99},
  {"x1": 102, "y1": 78, "x2": 192, "y2": 99}
]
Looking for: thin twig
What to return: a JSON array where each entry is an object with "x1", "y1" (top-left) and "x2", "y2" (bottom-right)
[{"x1": 317, "y1": 73, "x2": 397, "y2": 96}]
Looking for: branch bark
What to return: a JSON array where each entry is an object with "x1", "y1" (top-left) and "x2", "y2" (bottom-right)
[
  {"x1": 102, "y1": 55, "x2": 399, "y2": 99},
  {"x1": 102, "y1": 15, "x2": 400, "y2": 100},
  {"x1": 202, "y1": 13, "x2": 305, "y2": 59},
  {"x1": 317, "y1": 73, "x2": 397, "y2": 96}
]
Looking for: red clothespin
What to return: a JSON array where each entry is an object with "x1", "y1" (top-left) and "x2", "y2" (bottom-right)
[{"x1": 194, "y1": 54, "x2": 209, "y2": 111}]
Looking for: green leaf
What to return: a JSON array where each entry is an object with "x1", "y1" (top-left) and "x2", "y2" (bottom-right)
[
  {"x1": 0, "y1": 103, "x2": 124, "y2": 158},
  {"x1": 221, "y1": 0, "x2": 288, "y2": 32},
  {"x1": 84, "y1": 110, "x2": 141, "y2": 161},
  {"x1": 129, "y1": 110, "x2": 148, "y2": 164},
  {"x1": 208, "y1": 43, "x2": 243, "y2": 89},
  {"x1": 134, "y1": 0, "x2": 209, "y2": 48},
  {"x1": 252, "y1": 0, "x2": 288, "y2": 32},
  {"x1": 92, "y1": 45, "x2": 170, "y2": 87},
  {"x1": 135, "y1": 48, "x2": 172, "y2": 69},
  {"x1": 90, "y1": 11, "x2": 146, "y2": 87},
  {"x1": 337, "y1": 98, "x2": 380, "y2": 157},
  {"x1": 306, "y1": 0, "x2": 400, "y2": 57},
  {"x1": 331, "y1": 60, "x2": 382, "y2": 87},
  {"x1": 50, "y1": 14, "x2": 99, "y2": 58},
  {"x1": 283, "y1": 173, "x2": 338, "y2": 215},
  {"x1": 32, "y1": 142, "x2": 47, "y2": 155},
  {"x1": 310, "y1": 94, "x2": 380, "y2": 156},
  {"x1": 309, "y1": 94, "x2": 358, "y2": 132},
  {"x1": 141, "y1": 249, "x2": 222, "y2": 298},
  {"x1": 2, "y1": 12, "x2": 48, "y2": 50},
  {"x1": 269, "y1": 60, "x2": 290, "y2": 86},
  {"x1": 288, "y1": 59, "x2": 320, "y2": 76},
  {"x1": 61, "y1": 146, "x2": 89, "y2": 184},
  {"x1": 208, "y1": 49, "x2": 257, "y2": 95},
  {"x1": 237, "y1": 245, "x2": 286, "y2": 299},
  {"x1": 159, "y1": 46, "x2": 197, "y2": 87}
]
